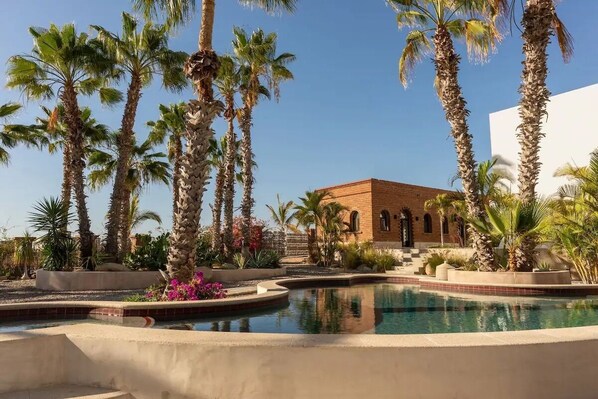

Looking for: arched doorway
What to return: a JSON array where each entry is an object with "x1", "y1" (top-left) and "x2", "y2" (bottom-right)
[{"x1": 399, "y1": 208, "x2": 413, "y2": 248}]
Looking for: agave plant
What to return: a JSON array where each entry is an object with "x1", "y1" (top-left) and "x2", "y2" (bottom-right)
[{"x1": 29, "y1": 197, "x2": 78, "y2": 271}]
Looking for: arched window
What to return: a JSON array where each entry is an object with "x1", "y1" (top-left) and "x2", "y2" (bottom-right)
[
  {"x1": 350, "y1": 211, "x2": 360, "y2": 232},
  {"x1": 380, "y1": 210, "x2": 390, "y2": 231},
  {"x1": 442, "y1": 216, "x2": 449, "y2": 235},
  {"x1": 423, "y1": 213, "x2": 433, "y2": 234}
]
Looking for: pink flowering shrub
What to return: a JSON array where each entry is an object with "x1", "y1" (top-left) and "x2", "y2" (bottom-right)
[{"x1": 145, "y1": 272, "x2": 226, "y2": 302}]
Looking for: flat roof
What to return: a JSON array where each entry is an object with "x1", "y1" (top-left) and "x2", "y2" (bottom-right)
[{"x1": 317, "y1": 178, "x2": 454, "y2": 193}]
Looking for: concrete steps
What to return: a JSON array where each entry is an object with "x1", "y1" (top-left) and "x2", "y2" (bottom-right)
[{"x1": 0, "y1": 385, "x2": 131, "y2": 399}]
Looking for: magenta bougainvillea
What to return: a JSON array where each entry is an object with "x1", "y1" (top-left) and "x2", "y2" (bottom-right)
[
  {"x1": 146, "y1": 272, "x2": 226, "y2": 302},
  {"x1": 232, "y1": 216, "x2": 265, "y2": 252}
]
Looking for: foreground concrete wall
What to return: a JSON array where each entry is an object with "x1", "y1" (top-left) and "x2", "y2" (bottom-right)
[
  {"x1": 0, "y1": 333, "x2": 66, "y2": 392},
  {"x1": 448, "y1": 270, "x2": 571, "y2": 285},
  {"x1": 2, "y1": 324, "x2": 596, "y2": 399}
]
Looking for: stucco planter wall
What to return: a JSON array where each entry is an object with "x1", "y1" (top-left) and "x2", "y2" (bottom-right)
[
  {"x1": 211, "y1": 267, "x2": 286, "y2": 282},
  {"x1": 447, "y1": 269, "x2": 571, "y2": 285},
  {"x1": 36, "y1": 267, "x2": 287, "y2": 291},
  {"x1": 36, "y1": 270, "x2": 162, "y2": 291}
]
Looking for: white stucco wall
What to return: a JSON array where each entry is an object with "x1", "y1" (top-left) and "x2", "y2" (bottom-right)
[{"x1": 489, "y1": 83, "x2": 598, "y2": 196}]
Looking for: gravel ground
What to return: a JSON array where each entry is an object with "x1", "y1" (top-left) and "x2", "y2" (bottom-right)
[{"x1": 0, "y1": 265, "x2": 346, "y2": 304}]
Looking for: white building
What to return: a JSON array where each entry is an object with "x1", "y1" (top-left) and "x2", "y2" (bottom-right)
[{"x1": 489, "y1": 83, "x2": 598, "y2": 196}]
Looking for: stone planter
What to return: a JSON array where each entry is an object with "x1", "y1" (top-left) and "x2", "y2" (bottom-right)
[
  {"x1": 435, "y1": 262, "x2": 455, "y2": 281},
  {"x1": 36, "y1": 270, "x2": 162, "y2": 291},
  {"x1": 211, "y1": 267, "x2": 287, "y2": 283},
  {"x1": 447, "y1": 270, "x2": 571, "y2": 285}
]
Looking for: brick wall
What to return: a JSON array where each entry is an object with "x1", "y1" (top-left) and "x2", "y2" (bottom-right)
[{"x1": 320, "y1": 178, "x2": 460, "y2": 247}]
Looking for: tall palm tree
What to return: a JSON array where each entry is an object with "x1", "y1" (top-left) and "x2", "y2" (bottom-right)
[
  {"x1": 209, "y1": 135, "x2": 250, "y2": 253},
  {"x1": 390, "y1": 0, "x2": 504, "y2": 270},
  {"x1": 35, "y1": 105, "x2": 110, "y2": 204},
  {"x1": 88, "y1": 135, "x2": 171, "y2": 257},
  {"x1": 450, "y1": 156, "x2": 514, "y2": 207},
  {"x1": 424, "y1": 193, "x2": 453, "y2": 247},
  {"x1": 147, "y1": 103, "x2": 187, "y2": 217},
  {"x1": 132, "y1": 0, "x2": 298, "y2": 281},
  {"x1": 7, "y1": 24, "x2": 122, "y2": 267},
  {"x1": 92, "y1": 12, "x2": 187, "y2": 262},
  {"x1": 129, "y1": 194, "x2": 162, "y2": 233},
  {"x1": 215, "y1": 55, "x2": 241, "y2": 257},
  {"x1": 233, "y1": 27, "x2": 295, "y2": 255},
  {"x1": 266, "y1": 194, "x2": 297, "y2": 234},
  {"x1": 0, "y1": 103, "x2": 38, "y2": 166},
  {"x1": 514, "y1": 0, "x2": 572, "y2": 271}
]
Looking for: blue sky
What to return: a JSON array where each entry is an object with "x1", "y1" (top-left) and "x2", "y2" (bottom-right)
[{"x1": 0, "y1": 1, "x2": 597, "y2": 236}]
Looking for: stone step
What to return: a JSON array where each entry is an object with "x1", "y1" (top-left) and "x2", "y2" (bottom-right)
[{"x1": 0, "y1": 385, "x2": 131, "y2": 399}]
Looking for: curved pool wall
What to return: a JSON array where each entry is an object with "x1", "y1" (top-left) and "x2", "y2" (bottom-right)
[
  {"x1": 3, "y1": 273, "x2": 598, "y2": 323},
  {"x1": 3, "y1": 323, "x2": 598, "y2": 398}
]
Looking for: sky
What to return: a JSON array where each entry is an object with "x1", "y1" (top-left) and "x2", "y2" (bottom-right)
[{"x1": 0, "y1": 0, "x2": 597, "y2": 237}]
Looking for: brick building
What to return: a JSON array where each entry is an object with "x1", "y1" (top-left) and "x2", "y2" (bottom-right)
[{"x1": 318, "y1": 178, "x2": 463, "y2": 248}]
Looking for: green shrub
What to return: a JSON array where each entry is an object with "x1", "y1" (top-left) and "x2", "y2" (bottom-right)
[
  {"x1": 339, "y1": 243, "x2": 397, "y2": 272},
  {"x1": 125, "y1": 233, "x2": 169, "y2": 271},
  {"x1": 423, "y1": 253, "x2": 445, "y2": 273},
  {"x1": 195, "y1": 230, "x2": 223, "y2": 266}
]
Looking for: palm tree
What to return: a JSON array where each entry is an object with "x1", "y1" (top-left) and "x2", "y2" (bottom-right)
[
  {"x1": 514, "y1": 0, "x2": 572, "y2": 271},
  {"x1": 424, "y1": 193, "x2": 453, "y2": 247},
  {"x1": 132, "y1": 0, "x2": 297, "y2": 281},
  {"x1": 7, "y1": 24, "x2": 122, "y2": 268},
  {"x1": 318, "y1": 202, "x2": 348, "y2": 267},
  {"x1": 35, "y1": 105, "x2": 111, "y2": 204},
  {"x1": 92, "y1": 13, "x2": 187, "y2": 262},
  {"x1": 209, "y1": 135, "x2": 249, "y2": 253},
  {"x1": 470, "y1": 199, "x2": 550, "y2": 271},
  {"x1": 294, "y1": 190, "x2": 331, "y2": 264},
  {"x1": 449, "y1": 157, "x2": 514, "y2": 207},
  {"x1": 266, "y1": 194, "x2": 297, "y2": 234},
  {"x1": 215, "y1": 55, "x2": 241, "y2": 257},
  {"x1": 88, "y1": 135, "x2": 171, "y2": 257},
  {"x1": 0, "y1": 103, "x2": 38, "y2": 166},
  {"x1": 550, "y1": 151, "x2": 598, "y2": 283},
  {"x1": 147, "y1": 103, "x2": 187, "y2": 219},
  {"x1": 233, "y1": 27, "x2": 295, "y2": 255},
  {"x1": 390, "y1": 0, "x2": 504, "y2": 271},
  {"x1": 129, "y1": 194, "x2": 162, "y2": 233}
]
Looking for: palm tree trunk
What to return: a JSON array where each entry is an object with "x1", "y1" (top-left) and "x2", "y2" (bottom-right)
[
  {"x1": 211, "y1": 160, "x2": 225, "y2": 252},
  {"x1": 61, "y1": 83, "x2": 94, "y2": 269},
  {"x1": 433, "y1": 26, "x2": 495, "y2": 271},
  {"x1": 239, "y1": 104, "x2": 254, "y2": 256},
  {"x1": 167, "y1": 0, "x2": 223, "y2": 281},
  {"x1": 172, "y1": 136, "x2": 183, "y2": 217},
  {"x1": 222, "y1": 95, "x2": 237, "y2": 258},
  {"x1": 60, "y1": 142, "x2": 72, "y2": 209},
  {"x1": 105, "y1": 73, "x2": 143, "y2": 262},
  {"x1": 119, "y1": 187, "x2": 132, "y2": 259},
  {"x1": 515, "y1": 0, "x2": 554, "y2": 272},
  {"x1": 439, "y1": 215, "x2": 444, "y2": 247}
]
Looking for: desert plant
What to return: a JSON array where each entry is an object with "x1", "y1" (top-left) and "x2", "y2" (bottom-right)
[
  {"x1": 247, "y1": 250, "x2": 281, "y2": 269},
  {"x1": 232, "y1": 253, "x2": 247, "y2": 269},
  {"x1": 29, "y1": 197, "x2": 78, "y2": 271},
  {"x1": 195, "y1": 229, "x2": 223, "y2": 266}
]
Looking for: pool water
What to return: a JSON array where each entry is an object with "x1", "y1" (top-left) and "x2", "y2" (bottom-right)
[
  {"x1": 158, "y1": 284, "x2": 598, "y2": 334},
  {"x1": 4, "y1": 284, "x2": 598, "y2": 334}
]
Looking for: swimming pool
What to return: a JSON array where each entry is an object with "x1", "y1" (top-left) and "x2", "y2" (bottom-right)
[{"x1": 4, "y1": 283, "x2": 598, "y2": 334}]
